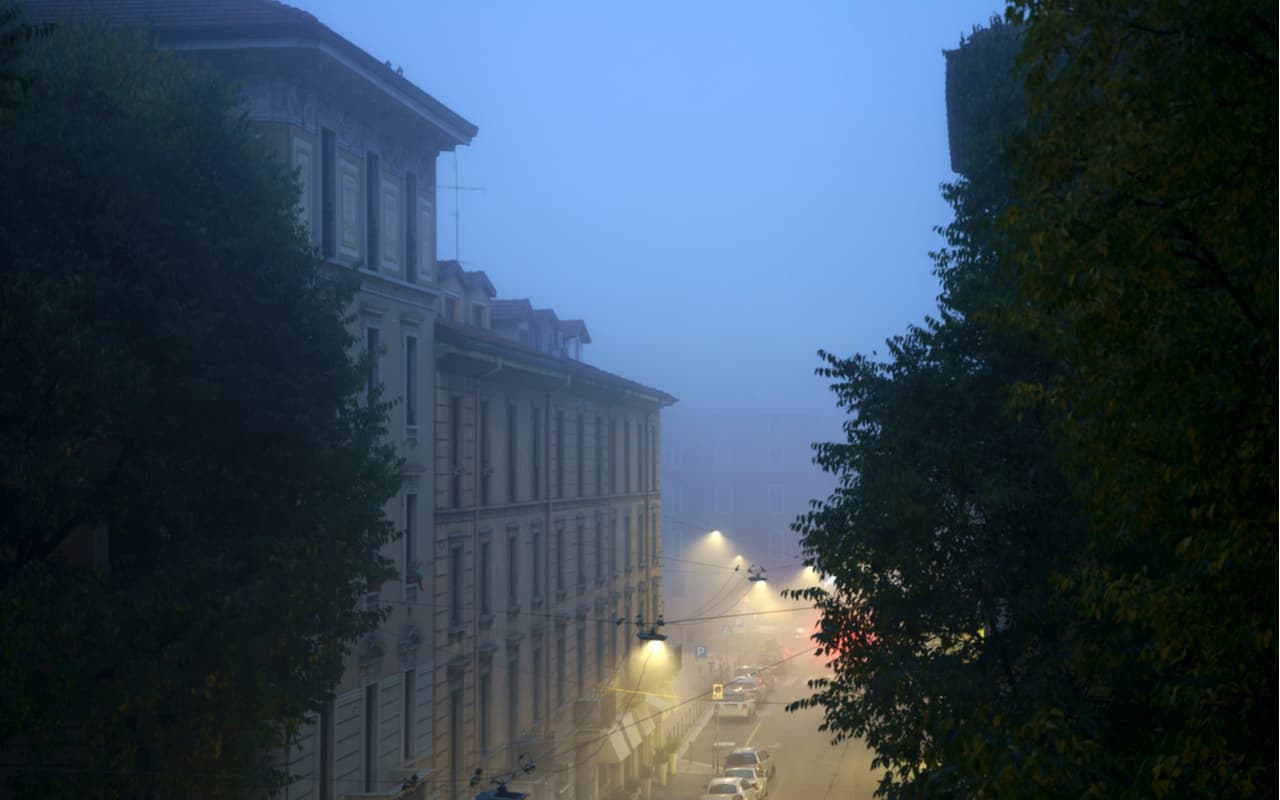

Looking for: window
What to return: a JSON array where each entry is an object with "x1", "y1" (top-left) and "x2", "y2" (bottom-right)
[
  {"x1": 364, "y1": 683, "x2": 378, "y2": 793},
  {"x1": 507, "y1": 529, "x2": 518, "y2": 608},
  {"x1": 609, "y1": 419, "x2": 617, "y2": 494},
  {"x1": 594, "y1": 520, "x2": 603, "y2": 582},
  {"x1": 403, "y1": 669, "x2": 416, "y2": 760},
  {"x1": 507, "y1": 657, "x2": 519, "y2": 745},
  {"x1": 610, "y1": 516, "x2": 618, "y2": 576},
  {"x1": 651, "y1": 427, "x2": 658, "y2": 489},
  {"x1": 532, "y1": 527, "x2": 543, "y2": 601},
  {"x1": 638, "y1": 420, "x2": 645, "y2": 492},
  {"x1": 480, "y1": 540, "x2": 491, "y2": 615},
  {"x1": 445, "y1": 295, "x2": 460, "y2": 321},
  {"x1": 450, "y1": 396, "x2": 462, "y2": 509},
  {"x1": 531, "y1": 407, "x2": 541, "y2": 501},
  {"x1": 650, "y1": 513, "x2": 658, "y2": 568},
  {"x1": 405, "y1": 171, "x2": 418, "y2": 282},
  {"x1": 624, "y1": 514, "x2": 632, "y2": 573},
  {"x1": 556, "y1": 630, "x2": 566, "y2": 708},
  {"x1": 576, "y1": 413, "x2": 585, "y2": 497},
  {"x1": 555, "y1": 525, "x2": 565, "y2": 594},
  {"x1": 623, "y1": 420, "x2": 631, "y2": 493},
  {"x1": 532, "y1": 638, "x2": 543, "y2": 722},
  {"x1": 576, "y1": 624, "x2": 586, "y2": 696},
  {"x1": 321, "y1": 128, "x2": 335, "y2": 258},
  {"x1": 479, "y1": 668, "x2": 492, "y2": 756},
  {"x1": 479, "y1": 400, "x2": 491, "y2": 505},
  {"x1": 595, "y1": 617, "x2": 605, "y2": 682},
  {"x1": 576, "y1": 522, "x2": 585, "y2": 587},
  {"x1": 449, "y1": 542, "x2": 463, "y2": 627},
  {"x1": 404, "y1": 334, "x2": 418, "y2": 429},
  {"x1": 610, "y1": 605, "x2": 618, "y2": 665},
  {"x1": 471, "y1": 304, "x2": 486, "y2": 327},
  {"x1": 555, "y1": 409, "x2": 565, "y2": 499},
  {"x1": 365, "y1": 152, "x2": 380, "y2": 271},
  {"x1": 404, "y1": 493, "x2": 418, "y2": 582},
  {"x1": 365, "y1": 325, "x2": 381, "y2": 407},
  {"x1": 506, "y1": 403, "x2": 518, "y2": 503},
  {"x1": 624, "y1": 597, "x2": 632, "y2": 655},
  {"x1": 448, "y1": 687, "x2": 462, "y2": 800},
  {"x1": 595, "y1": 417, "x2": 605, "y2": 496}
]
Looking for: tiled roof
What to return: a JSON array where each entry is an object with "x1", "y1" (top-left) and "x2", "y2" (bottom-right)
[
  {"x1": 557, "y1": 319, "x2": 592, "y2": 344},
  {"x1": 437, "y1": 260, "x2": 496, "y2": 298},
  {"x1": 490, "y1": 299, "x2": 533, "y2": 320},
  {"x1": 436, "y1": 318, "x2": 675, "y2": 406}
]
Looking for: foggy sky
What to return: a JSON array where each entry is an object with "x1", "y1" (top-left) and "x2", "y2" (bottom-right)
[{"x1": 286, "y1": 0, "x2": 1002, "y2": 527}]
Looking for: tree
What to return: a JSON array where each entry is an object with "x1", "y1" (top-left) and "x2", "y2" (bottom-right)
[
  {"x1": 1002, "y1": 0, "x2": 1277, "y2": 794},
  {"x1": 0, "y1": 3, "x2": 48, "y2": 118},
  {"x1": 787, "y1": 18, "x2": 1092, "y2": 799},
  {"x1": 0, "y1": 23, "x2": 401, "y2": 798}
]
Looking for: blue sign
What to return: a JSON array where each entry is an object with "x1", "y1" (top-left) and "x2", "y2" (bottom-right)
[{"x1": 694, "y1": 645, "x2": 708, "y2": 660}]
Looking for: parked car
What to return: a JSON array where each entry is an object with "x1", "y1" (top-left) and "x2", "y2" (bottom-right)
[
  {"x1": 702, "y1": 776, "x2": 762, "y2": 800},
  {"x1": 723, "y1": 746, "x2": 776, "y2": 779},
  {"x1": 726, "y1": 675, "x2": 767, "y2": 700},
  {"x1": 716, "y1": 680, "x2": 752, "y2": 721},
  {"x1": 723, "y1": 766, "x2": 769, "y2": 798},
  {"x1": 735, "y1": 665, "x2": 773, "y2": 693}
]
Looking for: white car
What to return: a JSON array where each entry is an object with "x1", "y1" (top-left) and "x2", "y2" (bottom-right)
[
  {"x1": 723, "y1": 766, "x2": 769, "y2": 798},
  {"x1": 715, "y1": 695, "x2": 756, "y2": 720},
  {"x1": 723, "y1": 746, "x2": 776, "y2": 779},
  {"x1": 701, "y1": 776, "x2": 762, "y2": 800}
]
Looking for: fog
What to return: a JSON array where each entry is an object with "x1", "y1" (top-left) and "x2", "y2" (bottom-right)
[{"x1": 290, "y1": 0, "x2": 1000, "y2": 562}]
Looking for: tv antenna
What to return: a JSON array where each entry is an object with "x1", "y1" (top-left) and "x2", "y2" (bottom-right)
[{"x1": 438, "y1": 152, "x2": 484, "y2": 263}]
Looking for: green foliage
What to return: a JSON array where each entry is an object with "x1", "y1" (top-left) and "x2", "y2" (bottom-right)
[
  {"x1": 787, "y1": 16, "x2": 1090, "y2": 798},
  {"x1": 1002, "y1": 0, "x2": 1278, "y2": 795},
  {"x1": 0, "y1": 3, "x2": 50, "y2": 118},
  {"x1": 795, "y1": 2, "x2": 1276, "y2": 796},
  {"x1": 0, "y1": 24, "x2": 401, "y2": 798}
]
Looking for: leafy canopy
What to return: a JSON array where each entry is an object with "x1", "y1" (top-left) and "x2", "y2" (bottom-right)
[
  {"x1": 787, "y1": 17, "x2": 1091, "y2": 799},
  {"x1": 792, "y1": 1, "x2": 1277, "y2": 797},
  {"x1": 1003, "y1": 0, "x2": 1277, "y2": 794},
  {"x1": 0, "y1": 22, "x2": 401, "y2": 798}
]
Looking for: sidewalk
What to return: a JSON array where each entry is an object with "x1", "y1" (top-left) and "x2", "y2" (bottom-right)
[{"x1": 651, "y1": 702, "x2": 758, "y2": 800}]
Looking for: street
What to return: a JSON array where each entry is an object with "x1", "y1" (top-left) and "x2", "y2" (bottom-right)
[{"x1": 654, "y1": 670, "x2": 881, "y2": 800}]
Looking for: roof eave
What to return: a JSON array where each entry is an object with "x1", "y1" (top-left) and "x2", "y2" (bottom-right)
[{"x1": 168, "y1": 27, "x2": 477, "y2": 148}]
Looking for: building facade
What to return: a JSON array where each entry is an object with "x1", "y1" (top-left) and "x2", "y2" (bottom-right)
[{"x1": 24, "y1": 3, "x2": 676, "y2": 799}]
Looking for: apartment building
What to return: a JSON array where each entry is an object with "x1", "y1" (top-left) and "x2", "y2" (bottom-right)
[
  {"x1": 22, "y1": 3, "x2": 676, "y2": 799},
  {"x1": 432, "y1": 295, "x2": 673, "y2": 800}
]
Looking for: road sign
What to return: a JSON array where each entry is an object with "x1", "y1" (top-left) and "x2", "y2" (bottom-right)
[
  {"x1": 712, "y1": 683, "x2": 724, "y2": 700},
  {"x1": 694, "y1": 645, "x2": 708, "y2": 660}
]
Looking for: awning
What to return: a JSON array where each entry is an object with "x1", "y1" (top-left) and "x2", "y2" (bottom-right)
[
  {"x1": 635, "y1": 709, "x2": 655, "y2": 739},
  {"x1": 619, "y1": 712, "x2": 643, "y2": 750},
  {"x1": 643, "y1": 695, "x2": 675, "y2": 737},
  {"x1": 644, "y1": 695, "x2": 675, "y2": 714},
  {"x1": 594, "y1": 729, "x2": 632, "y2": 765}
]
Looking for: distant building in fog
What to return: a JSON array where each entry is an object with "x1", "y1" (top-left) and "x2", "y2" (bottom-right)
[{"x1": 661, "y1": 409, "x2": 834, "y2": 598}]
